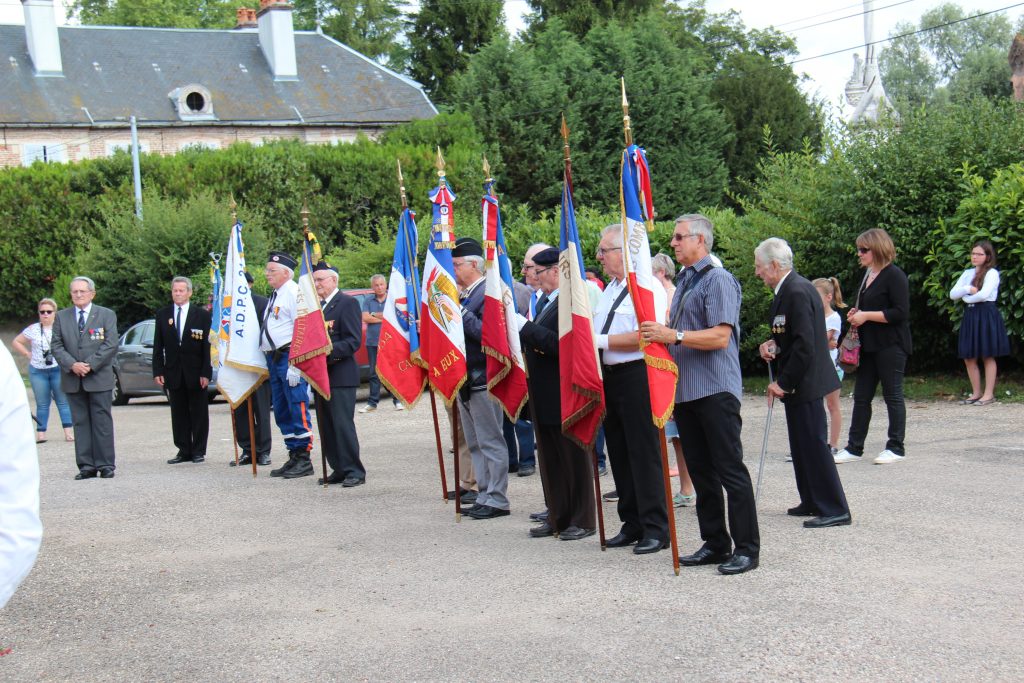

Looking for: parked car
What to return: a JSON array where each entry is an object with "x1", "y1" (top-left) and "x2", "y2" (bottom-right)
[
  {"x1": 342, "y1": 287, "x2": 373, "y2": 381},
  {"x1": 112, "y1": 319, "x2": 219, "y2": 405}
]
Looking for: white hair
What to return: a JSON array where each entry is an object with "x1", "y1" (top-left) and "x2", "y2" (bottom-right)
[
  {"x1": 754, "y1": 237, "x2": 794, "y2": 270},
  {"x1": 70, "y1": 276, "x2": 95, "y2": 292},
  {"x1": 464, "y1": 255, "x2": 484, "y2": 273},
  {"x1": 171, "y1": 276, "x2": 193, "y2": 291},
  {"x1": 675, "y1": 214, "x2": 714, "y2": 251}
]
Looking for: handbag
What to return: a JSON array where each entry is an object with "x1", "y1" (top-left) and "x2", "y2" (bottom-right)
[{"x1": 837, "y1": 271, "x2": 870, "y2": 373}]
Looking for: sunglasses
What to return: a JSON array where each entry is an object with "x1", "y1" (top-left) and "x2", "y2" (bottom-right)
[
  {"x1": 39, "y1": 310, "x2": 55, "y2": 314},
  {"x1": 857, "y1": 247, "x2": 871, "y2": 254}
]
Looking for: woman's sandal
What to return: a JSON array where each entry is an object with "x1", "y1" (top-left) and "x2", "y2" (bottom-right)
[
  {"x1": 958, "y1": 397, "x2": 980, "y2": 405},
  {"x1": 973, "y1": 398, "x2": 996, "y2": 406}
]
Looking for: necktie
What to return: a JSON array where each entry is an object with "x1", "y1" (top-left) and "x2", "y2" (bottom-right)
[
  {"x1": 176, "y1": 306, "x2": 182, "y2": 342},
  {"x1": 78, "y1": 309, "x2": 86, "y2": 334},
  {"x1": 535, "y1": 293, "x2": 549, "y2": 318},
  {"x1": 320, "y1": 299, "x2": 326, "y2": 308}
]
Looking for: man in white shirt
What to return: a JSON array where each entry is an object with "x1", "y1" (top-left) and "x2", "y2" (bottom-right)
[{"x1": 593, "y1": 225, "x2": 669, "y2": 555}]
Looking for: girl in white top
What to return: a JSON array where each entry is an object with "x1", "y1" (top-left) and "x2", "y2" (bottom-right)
[
  {"x1": 11, "y1": 298, "x2": 74, "y2": 443},
  {"x1": 949, "y1": 240, "x2": 1010, "y2": 405},
  {"x1": 813, "y1": 278, "x2": 846, "y2": 454}
]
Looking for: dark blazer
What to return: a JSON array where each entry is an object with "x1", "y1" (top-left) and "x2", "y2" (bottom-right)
[
  {"x1": 459, "y1": 277, "x2": 488, "y2": 397},
  {"x1": 153, "y1": 303, "x2": 213, "y2": 391},
  {"x1": 854, "y1": 264, "x2": 912, "y2": 355},
  {"x1": 770, "y1": 271, "x2": 841, "y2": 404},
  {"x1": 51, "y1": 304, "x2": 119, "y2": 393},
  {"x1": 252, "y1": 292, "x2": 269, "y2": 322},
  {"x1": 519, "y1": 292, "x2": 560, "y2": 426},
  {"x1": 323, "y1": 290, "x2": 363, "y2": 388}
]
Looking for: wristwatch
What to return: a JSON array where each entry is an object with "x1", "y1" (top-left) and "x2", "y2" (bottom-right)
[{"x1": 674, "y1": 330, "x2": 685, "y2": 345}]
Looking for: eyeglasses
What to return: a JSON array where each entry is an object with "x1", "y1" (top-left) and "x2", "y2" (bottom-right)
[
  {"x1": 452, "y1": 260, "x2": 469, "y2": 269},
  {"x1": 534, "y1": 266, "x2": 554, "y2": 275},
  {"x1": 596, "y1": 247, "x2": 622, "y2": 256},
  {"x1": 521, "y1": 263, "x2": 535, "y2": 272},
  {"x1": 674, "y1": 234, "x2": 700, "y2": 241},
  {"x1": 857, "y1": 247, "x2": 871, "y2": 254},
  {"x1": 38, "y1": 310, "x2": 54, "y2": 314}
]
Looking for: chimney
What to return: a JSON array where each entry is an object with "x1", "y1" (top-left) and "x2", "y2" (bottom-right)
[
  {"x1": 22, "y1": 0, "x2": 63, "y2": 76},
  {"x1": 257, "y1": 0, "x2": 297, "y2": 81},
  {"x1": 235, "y1": 8, "x2": 257, "y2": 30}
]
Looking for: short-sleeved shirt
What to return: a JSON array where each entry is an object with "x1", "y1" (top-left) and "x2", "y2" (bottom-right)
[
  {"x1": 260, "y1": 279, "x2": 298, "y2": 351},
  {"x1": 668, "y1": 254, "x2": 743, "y2": 402},
  {"x1": 362, "y1": 296, "x2": 386, "y2": 346},
  {"x1": 592, "y1": 278, "x2": 667, "y2": 366},
  {"x1": 825, "y1": 310, "x2": 842, "y2": 365},
  {"x1": 20, "y1": 323, "x2": 55, "y2": 370}
]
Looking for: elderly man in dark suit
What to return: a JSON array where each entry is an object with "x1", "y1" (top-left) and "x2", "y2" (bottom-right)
[
  {"x1": 518, "y1": 247, "x2": 596, "y2": 540},
  {"x1": 312, "y1": 262, "x2": 366, "y2": 487},
  {"x1": 756, "y1": 237, "x2": 851, "y2": 528},
  {"x1": 51, "y1": 276, "x2": 119, "y2": 479},
  {"x1": 154, "y1": 276, "x2": 213, "y2": 464}
]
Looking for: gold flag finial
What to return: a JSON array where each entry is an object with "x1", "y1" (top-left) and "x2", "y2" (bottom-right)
[
  {"x1": 482, "y1": 155, "x2": 492, "y2": 184},
  {"x1": 397, "y1": 159, "x2": 408, "y2": 209},
  {"x1": 560, "y1": 113, "x2": 571, "y2": 163},
  {"x1": 435, "y1": 146, "x2": 446, "y2": 180},
  {"x1": 621, "y1": 77, "x2": 633, "y2": 147},
  {"x1": 300, "y1": 202, "x2": 310, "y2": 235}
]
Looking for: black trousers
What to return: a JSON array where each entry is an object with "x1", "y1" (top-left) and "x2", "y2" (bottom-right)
[
  {"x1": 68, "y1": 390, "x2": 116, "y2": 473},
  {"x1": 233, "y1": 381, "x2": 272, "y2": 457},
  {"x1": 318, "y1": 387, "x2": 364, "y2": 479},
  {"x1": 784, "y1": 399, "x2": 849, "y2": 517},
  {"x1": 603, "y1": 361, "x2": 668, "y2": 542},
  {"x1": 675, "y1": 392, "x2": 759, "y2": 557},
  {"x1": 535, "y1": 424, "x2": 596, "y2": 532},
  {"x1": 846, "y1": 346, "x2": 907, "y2": 456},
  {"x1": 167, "y1": 382, "x2": 209, "y2": 459}
]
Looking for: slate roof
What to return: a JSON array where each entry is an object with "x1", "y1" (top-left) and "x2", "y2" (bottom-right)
[{"x1": 0, "y1": 24, "x2": 436, "y2": 126}]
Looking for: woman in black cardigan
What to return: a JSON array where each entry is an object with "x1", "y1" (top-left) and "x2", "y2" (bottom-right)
[{"x1": 833, "y1": 229, "x2": 912, "y2": 465}]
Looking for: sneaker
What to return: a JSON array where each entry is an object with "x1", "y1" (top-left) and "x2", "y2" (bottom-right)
[
  {"x1": 358, "y1": 405, "x2": 377, "y2": 414},
  {"x1": 833, "y1": 448, "x2": 861, "y2": 464},
  {"x1": 873, "y1": 449, "x2": 905, "y2": 465},
  {"x1": 394, "y1": 403, "x2": 405, "y2": 411},
  {"x1": 602, "y1": 489, "x2": 619, "y2": 502},
  {"x1": 673, "y1": 492, "x2": 696, "y2": 508}
]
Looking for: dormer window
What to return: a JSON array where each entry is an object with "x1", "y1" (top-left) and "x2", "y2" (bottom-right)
[{"x1": 169, "y1": 84, "x2": 216, "y2": 121}]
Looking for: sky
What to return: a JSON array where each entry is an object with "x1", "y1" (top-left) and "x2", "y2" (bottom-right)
[{"x1": 3, "y1": 0, "x2": 1022, "y2": 110}]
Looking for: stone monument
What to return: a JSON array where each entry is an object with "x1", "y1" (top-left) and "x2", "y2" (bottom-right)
[{"x1": 845, "y1": 0, "x2": 896, "y2": 123}]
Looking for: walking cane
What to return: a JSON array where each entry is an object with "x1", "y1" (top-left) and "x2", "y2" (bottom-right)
[{"x1": 754, "y1": 356, "x2": 775, "y2": 505}]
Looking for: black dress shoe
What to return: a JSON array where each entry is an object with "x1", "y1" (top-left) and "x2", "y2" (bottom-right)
[
  {"x1": 460, "y1": 490, "x2": 478, "y2": 505},
  {"x1": 787, "y1": 504, "x2": 819, "y2": 517},
  {"x1": 559, "y1": 526, "x2": 596, "y2": 541},
  {"x1": 605, "y1": 532, "x2": 641, "y2": 548},
  {"x1": 517, "y1": 465, "x2": 536, "y2": 477},
  {"x1": 192, "y1": 455, "x2": 205, "y2": 464},
  {"x1": 230, "y1": 452, "x2": 252, "y2": 467},
  {"x1": 529, "y1": 522, "x2": 555, "y2": 537},
  {"x1": 74, "y1": 470, "x2": 97, "y2": 480},
  {"x1": 99, "y1": 468, "x2": 115, "y2": 479},
  {"x1": 529, "y1": 510, "x2": 549, "y2": 522},
  {"x1": 461, "y1": 503, "x2": 485, "y2": 515},
  {"x1": 318, "y1": 473, "x2": 345, "y2": 485},
  {"x1": 718, "y1": 554, "x2": 758, "y2": 575},
  {"x1": 679, "y1": 545, "x2": 732, "y2": 566},
  {"x1": 341, "y1": 476, "x2": 365, "y2": 487},
  {"x1": 803, "y1": 512, "x2": 852, "y2": 528},
  {"x1": 167, "y1": 456, "x2": 191, "y2": 464},
  {"x1": 466, "y1": 505, "x2": 510, "y2": 520},
  {"x1": 634, "y1": 538, "x2": 669, "y2": 554},
  {"x1": 256, "y1": 453, "x2": 271, "y2": 466}
]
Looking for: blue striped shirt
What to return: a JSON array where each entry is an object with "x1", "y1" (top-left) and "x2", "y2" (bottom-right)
[{"x1": 668, "y1": 255, "x2": 743, "y2": 402}]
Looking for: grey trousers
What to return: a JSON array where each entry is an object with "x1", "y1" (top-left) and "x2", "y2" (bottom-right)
[
  {"x1": 458, "y1": 390, "x2": 509, "y2": 510},
  {"x1": 68, "y1": 390, "x2": 116, "y2": 472}
]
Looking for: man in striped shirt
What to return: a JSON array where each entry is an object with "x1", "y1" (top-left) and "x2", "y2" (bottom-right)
[{"x1": 640, "y1": 214, "x2": 760, "y2": 575}]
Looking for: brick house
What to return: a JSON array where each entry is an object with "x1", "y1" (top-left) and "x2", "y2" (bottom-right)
[{"x1": 0, "y1": 0, "x2": 437, "y2": 168}]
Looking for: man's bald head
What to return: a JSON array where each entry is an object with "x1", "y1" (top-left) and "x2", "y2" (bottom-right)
[{"x1": 522, "y1": 242, "x2": 553, "y2": 288}]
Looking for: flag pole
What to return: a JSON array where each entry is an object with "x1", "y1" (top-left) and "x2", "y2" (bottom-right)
[
  {"x1": 223, "y1": 200, "x2": 244, "y2": 471},
  {"x1": 232, "y1": 198, "x2": 260, "y2": 479},
  {"x1": 435, "y1": 148, "x2": 462, "y2": 523},
  {"x1": 301, "y1": 204, "x2": 330, "y2": 489},
  {"x1": 562, "y1": 114, "x2": 607, "y2": 550},
  {"x1": 400, "y1": 160, "x2": 449, "y2": 504},
  {"x1": 622, "y1": 79, "x2": 680, "y2": 575}
]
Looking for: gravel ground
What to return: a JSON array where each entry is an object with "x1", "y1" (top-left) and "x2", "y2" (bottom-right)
[{"x1": 1, "y1": 390, "x2": 1022, "y2": 681}]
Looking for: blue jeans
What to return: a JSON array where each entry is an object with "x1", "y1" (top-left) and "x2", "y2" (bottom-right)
[
  {"x1": 29, "y1": 364, "x2": 72, "y2": 431},
  {"x1": 366, "y1": 345, "x2": 397, "y2": 407}
]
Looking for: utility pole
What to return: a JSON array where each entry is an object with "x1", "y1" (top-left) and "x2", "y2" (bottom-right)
[{"x1": 130, "y1": 115, "x2": 143, "y2": 220}]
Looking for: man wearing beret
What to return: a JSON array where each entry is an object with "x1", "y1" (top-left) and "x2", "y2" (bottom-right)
[
  {"x1": 453, "y1": 237, "x2": 511, "y2": 520},
  {"x1": 312, "y1": 262, "x2": 366, "y2": 486},
  {"x1": 260, "y1": 251, "x2": 314, "y2": 479},
  {"x1": 518, "y1": 247, "x2": 596, "y2": 540}
]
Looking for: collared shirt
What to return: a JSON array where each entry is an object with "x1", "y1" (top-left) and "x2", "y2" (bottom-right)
[
  {"x1": 668, "y1": 254, "x2": 743, "y2": 402},
  {"x1": 76, "y1": 303, "x2": 92, "y2": 326},
  {"x1": 175, "y1": 302, "x2": 190, "y2": 341},
  {"x1": 322, "y1": 289, "x2": 338, "y2": 308},
  {"x1": 517, "y1": 289, "x2": 558, "y2": 330},
  {"x1": 460, "y1": 275, "x2": 485, "y2": 303},
  {"x1": 260, "y1": 279, "x2": 298, "y2": 351},
  {"x1": 773, "y1": 270, "x2": 792, "y2": 297},
  {"x1": 361, "y1": 294, "x2": 385, "y2": 346},
  {"x1": 593, "y1": 277, "x2": 667, "y2": 366}
]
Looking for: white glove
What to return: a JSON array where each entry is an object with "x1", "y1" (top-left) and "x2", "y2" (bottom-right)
[{"x1": 286, "y1": 366, "x2": 301, "y2": 387}]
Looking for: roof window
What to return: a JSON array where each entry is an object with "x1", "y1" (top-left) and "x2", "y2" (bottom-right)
[{"x1": 169, "y1": 84, "x2": 216, "y2": 121}]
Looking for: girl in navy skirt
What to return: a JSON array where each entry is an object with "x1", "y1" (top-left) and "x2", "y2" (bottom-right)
[{"x1": 950, "y1": 240, "x2": 1011, "y2": 406}]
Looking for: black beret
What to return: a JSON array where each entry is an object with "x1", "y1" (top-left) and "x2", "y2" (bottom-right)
[
  {"x1": 533, "y1": 247, "x2": 560, "y2": 267},
  {"x1": 452, "y1": 237, "x2": 483, "y2": 258},
  {"x1": 267, "y1": 251, "x2": 298, "y2": 270},
  {"x1": 312, "y1": 261, "x2": 338, "y2": 274}
]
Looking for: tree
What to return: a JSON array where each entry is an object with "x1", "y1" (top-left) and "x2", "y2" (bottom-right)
[
  {"x1": 524, "y1": 0, "x2": 664, "y2": 38},
  {"x1": 290, "y1": 0, "x2": 409, "y2": 72},
  {"x1": 879, "y1": 3, "x2": 1020, "y2": 110},
  {"x1": 69, "y1": 0, "x2": 235, "y2": 28},
  {"x1": 408, "y1": 0, "x2": 505, "y2": 104}
]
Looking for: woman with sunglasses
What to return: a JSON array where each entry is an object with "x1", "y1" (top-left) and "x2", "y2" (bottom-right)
[
  {"x1": 833, "y1": 229, "x2": 911, "y2": 465},
  {"x1": 949, "y1": 240, "x2": 1010, "y2": 406},
  {"x1": 12, "y1": 298, "x2": 74, "y2": 443}
]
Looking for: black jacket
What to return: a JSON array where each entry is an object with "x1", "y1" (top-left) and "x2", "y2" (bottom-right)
[
  {"x1": 458, "y1": 277, "x2": 488, "y2": 400},
  {"x1": 519, "y1": 292, "x2": 560, "y2": 426},
  {"x1": 322, "y1": 291, "x2": 363, "y2": 388},
  {"x1": 854, "y1": 264, "x2": 912, "y2": 355},
  {"x1": 153, "y1": 303, "x2": 212, "y2": 391},
  {"x1": 770, "y1": 272, "x2": 840, "y2": 404}
]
